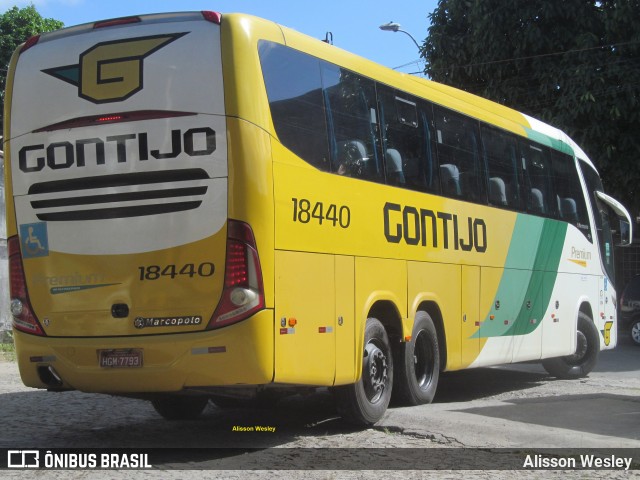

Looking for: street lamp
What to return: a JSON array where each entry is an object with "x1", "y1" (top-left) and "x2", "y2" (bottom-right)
[{"x1": 379, "y1": 21, "x2": 421, "y2": 51}]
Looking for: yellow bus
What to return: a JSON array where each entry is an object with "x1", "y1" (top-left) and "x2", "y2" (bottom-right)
[{"x1": 4, "y1": 11, "x2": 632, "y2": 425}]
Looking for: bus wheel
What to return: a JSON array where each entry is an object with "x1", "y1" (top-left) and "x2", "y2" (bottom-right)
[
  {"x1": 150, "y1": 395, "x2": 209, "y2": 420},
  {"x1": 393, "y1": 311, "x2": 440, "y2": 406},
  {"x1": 336, "y1": 317, "x2": 393, "y2": 426},
  {"x1": 542, "y1": 313, "x2": 599, "y2": 379},
  {"x1": 630, "y1": 318, "x2": 640, "y2": 346}
]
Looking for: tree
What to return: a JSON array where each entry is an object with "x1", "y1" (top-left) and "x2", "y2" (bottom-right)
[
  {"x1": 423, "y1": 0, "x2": 640, "y2": 215},
  {"x1": 0, "y1": 5, "x2": 63, "y2": 132}
]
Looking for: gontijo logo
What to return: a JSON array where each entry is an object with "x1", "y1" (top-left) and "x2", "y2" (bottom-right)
[{"x1": 42, "y1": 33, "x2": 187, "y2": 104}]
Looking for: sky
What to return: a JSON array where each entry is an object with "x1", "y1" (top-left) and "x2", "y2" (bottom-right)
[{"x1": 0, "y1": 0, "x2": 438, "y2": 76}]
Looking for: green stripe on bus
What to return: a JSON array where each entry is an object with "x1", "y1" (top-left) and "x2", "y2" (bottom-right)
[
  {"x1": 475, "y1": 217, "x2": 567, "y2": 338},
  {"x1": 525, "y1": 127, "x2": 575, "y2": 156}
]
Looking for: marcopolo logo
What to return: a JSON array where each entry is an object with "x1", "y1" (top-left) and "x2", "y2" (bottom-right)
[
  {"x1": 42, "y1": 33, "x2": 187, "y2": 104},
  {"x1": 134, "y1": 316, "x2": 203, "y2": 329}
]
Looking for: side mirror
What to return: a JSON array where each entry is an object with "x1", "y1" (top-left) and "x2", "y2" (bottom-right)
[{"x1": 596, "y1": 191, "x2": 633, "y2": 246}]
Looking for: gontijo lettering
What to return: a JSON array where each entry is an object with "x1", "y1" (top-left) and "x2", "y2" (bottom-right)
[
  {"x1": 18, "y1": 127, "x2": 216, "y2": 173},
  {"x1": 383, "y1": 201, "x2": 487, "y2": 252}
]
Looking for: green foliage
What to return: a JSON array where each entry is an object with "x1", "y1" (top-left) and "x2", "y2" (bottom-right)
[
  {"x1": 0, "y1": 332, "x2": 15, "y2": 362},
  {"x1": 0, "y1": 4, "x2": 63, "y2": 130},
  {"x1": 424, "y1": 0, "x2": 640, "y2": 214}
]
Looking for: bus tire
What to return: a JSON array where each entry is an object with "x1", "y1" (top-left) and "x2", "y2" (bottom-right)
[
  {"x1": 393, "y1": 311, "x2": 440, "y2": 406},
  {"x1": 629, "y1": 318, "x2": 640, "y2": 346},
  {"x1": 542, "y1": 312, "x2": 599, "y2": 379},
  {"x1": 150, "y1": 395, "x2": 209, "y2": 420},
  {"x1": 336, "y1": 317, "x2": 393, "y2": 426}
]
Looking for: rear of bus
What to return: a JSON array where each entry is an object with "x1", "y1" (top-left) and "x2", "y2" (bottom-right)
[{"x1": 4, "y1": 12, "x2": 275, "y2": 400}]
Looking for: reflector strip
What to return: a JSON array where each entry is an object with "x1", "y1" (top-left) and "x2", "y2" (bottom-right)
[
  {"x1": 33, "y1": 110, "x2": 194, "y2": 132},
  {"x1": 191, "y1": 346, "x2": 227, "y2": 355}
]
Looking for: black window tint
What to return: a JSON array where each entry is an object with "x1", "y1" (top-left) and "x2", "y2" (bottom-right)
[
  {"x1": 481, "y1": 126, "x2": 521, "y2": 210},
  {"x1": 520, "y1": 141, "x2": 554, "y2": 217},
  {"x1": 378, "y1": 86, "x2": 439, "y2": 192},
  {"x1": 433, "y1": 107, "x2": 485, "y2": 203},
  {"x1": 259, "y1": 41, "x2": 331, "y2": 171},
  {"x1": 550, "y1": 150, "x2": 592, "y2": 241},
  {"x1": 321, "y1": 64, "x2": 384, "y2": 183}
]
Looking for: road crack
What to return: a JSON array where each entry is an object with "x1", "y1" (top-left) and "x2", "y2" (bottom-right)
[{"x1": 373, "y1": 425, "x2": 466, "y2": 447}]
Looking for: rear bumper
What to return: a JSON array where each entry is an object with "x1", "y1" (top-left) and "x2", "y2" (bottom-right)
[{"x1": 14, "y1": 309, "x2": 274, "y2": 393}]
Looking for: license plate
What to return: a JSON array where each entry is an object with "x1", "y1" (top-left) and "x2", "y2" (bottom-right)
[{"x1": 99, "y1": 349, "x2": 143, "y2": 368}]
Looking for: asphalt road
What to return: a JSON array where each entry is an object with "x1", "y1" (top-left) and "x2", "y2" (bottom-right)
[{"x1": 0, "y1": 334, "x2": 638, "y2": 478}]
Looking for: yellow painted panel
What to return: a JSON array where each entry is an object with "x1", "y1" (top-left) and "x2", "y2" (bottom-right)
[
  {"x1": 3, "y1": 48, "x2": 21, "y2": 237},
  {"x1": 407, "y1": 261, "x2": 461, "y2": 371},
  {"x1": 355, "y1": 257, "x2": 407, "y2": 323},
  {"x1": 226, "y1": 118, "x2": 275, "y2": 306},
  {"x1": 13, "y1": 309, "x2": 274, "y2": 392},
  {"x1": 221, "y1": 14, "x2": 284, "y2": 129},
  {"x1": 353, "y1": 257, "x2": 406, "y2": 376},
  {"x1": 335, "y1": 255, "x2": 356, "y2": 385},
  {"x1": 273, "y1": 142, "x2": 518, "y2": 270},
  {"x1": 461, "y1": 265, "x2": 480, "y2": 368},
  {"x1": 274, "y1": 250, "x2": 336, "y2": 385},
  {"x1": 22, "y1": 230, "x2": 226, "y2": 338}
]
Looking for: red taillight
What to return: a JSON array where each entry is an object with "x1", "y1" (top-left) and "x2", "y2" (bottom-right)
[
  {"x1": 208, "y1": 221, "x2": 265, "y2": 329},
  {"x1": 93, "y1": 16, "x2": 141, "y2": 29},
  {"x1": 8, "y1": 236, "x2": 45, "y2": 336},
  {"x1": 20, "y1": 35, "x2": 40, "y2": 53},
  {"x1": 33, "y1": 110, "x2": 194, "y2": 133},
  {"x1": 201, "y1": 11, "x2": 222, "y2": 24}
]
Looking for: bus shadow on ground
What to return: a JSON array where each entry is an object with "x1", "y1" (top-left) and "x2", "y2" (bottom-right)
[
  {"x1": 453, "y1": 393, "x2": 640, "y2": 441},
  {"x1": 433, "y1": 367, "x2": 548, "y2": 403},
  {"x1": 0, "y1": 367, "x2": 552, "y2": 451},
  {"x1": 0, "y1": 388, "x2": 355, "y2": 451}
]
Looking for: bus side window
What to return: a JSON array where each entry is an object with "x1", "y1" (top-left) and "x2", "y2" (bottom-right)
[
  {"x1": 520, "y1": 141, "x2": 554, "y2": 217},
  {"x1": 321, "y1": 64, "x2": 384, "y2": 183},
  {"x1": 433, "y1": 106, "x2": 486, "y2": 204},
  {"x1": 551, "y1": 150, "x2": 592, "y2": 241},
  {"x1": 480, "y1": 126, "x2": 521, "y2": 210},
  {"x1": 378, "y1": 86, "x2": 438, "y2": 192},
  {"x1": 258, "y1": 41, "x2": 331, "y2": 172}
]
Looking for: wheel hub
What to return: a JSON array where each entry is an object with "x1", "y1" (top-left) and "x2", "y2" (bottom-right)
[
  {"x1": 363, "y1": 342, "x2": 388, "y2": 403},
  {"x1": 631, "y1": 321, "x2": 640, "y2": 345}
]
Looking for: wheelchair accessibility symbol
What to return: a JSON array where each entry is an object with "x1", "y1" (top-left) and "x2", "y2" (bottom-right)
[{"x1": 19, "y1": 223, "x2": 49, "y2": 258}]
